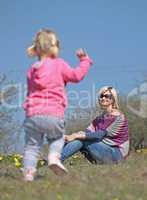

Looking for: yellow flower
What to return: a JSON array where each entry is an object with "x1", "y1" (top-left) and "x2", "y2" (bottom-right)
[
  {"x1": 72, "y1": 155, "x2": 79, "y2": 159},
  {"x1": 40, "y1": 160, "x2": 45, "y2": 166},
  {"x1": 15, "y1": 161, "x2": 21, "y2": 168},
  {"x1": 0, "y1": 156, "x2": 3, "y2": 161},
  {"x1": 57, "y1": 194, "x2": 62, "y2": 200},
  {"x1": 136, "y1": 149, "x2": 141, "y2": 153},
  {"x1": 136, "y1": 148, "x2": 147, "y2": 153},
  {"x1": 14, "y1": 154, "x2": 23, "y2": 159},
  {"x1": 142, "y1": 149, "x2": 147, "y2": 153},
  {"x1": 14, "y1": 158, "x2": 18, "y2": 162}
]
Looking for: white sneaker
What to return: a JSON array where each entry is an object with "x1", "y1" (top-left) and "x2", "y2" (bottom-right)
[
  {"x1": 23, "y1": 168, "x2": 36, "y2": 182},
  {"x1": 49, "y1": 160, "x2": 68, "y2": 176}
]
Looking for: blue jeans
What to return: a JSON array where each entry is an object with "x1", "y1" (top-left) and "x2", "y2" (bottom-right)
[{"x1": 61, "y1": 140, "x2": 123, "y2": 164}]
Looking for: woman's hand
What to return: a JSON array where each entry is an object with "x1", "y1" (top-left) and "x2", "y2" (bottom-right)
[
  {"x1": 76, "y1": 48, "x2": 88, "y2": 60},
  {"x1": 64, "y1": 131, "x2": 86, "y2": 142},
  {"x1": 64, "y1": 134, "x2": 78, "y2": 142}
]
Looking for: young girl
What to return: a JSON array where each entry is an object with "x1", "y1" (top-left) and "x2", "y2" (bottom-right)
[{"x1": 22, "y1": 29, "x2": 93, "y2": 181}]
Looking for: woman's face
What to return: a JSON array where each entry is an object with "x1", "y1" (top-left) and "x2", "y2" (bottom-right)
[{"x1": 99, "y1": 90, "x2": 114, "y2": 108}]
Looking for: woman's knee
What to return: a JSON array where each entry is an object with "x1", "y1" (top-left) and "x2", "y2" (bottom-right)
[
  {"x1": 61, "y1": 140, "x2": 83, "y2": 161},
  {"x1": 65, "y1": 139, "x2": 83, "y2": 148},
  {"x1": 85, "y1": 142, "x2": 114, "y2": 164}
]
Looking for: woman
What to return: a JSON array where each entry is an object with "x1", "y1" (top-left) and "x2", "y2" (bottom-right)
[{"x1": 61, "y1": 86, "x2": 129, "y2": 164}]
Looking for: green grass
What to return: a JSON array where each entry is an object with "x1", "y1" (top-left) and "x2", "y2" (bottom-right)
[{"x1": 0, "y1": 152, "x2": 147, "y2": 200}]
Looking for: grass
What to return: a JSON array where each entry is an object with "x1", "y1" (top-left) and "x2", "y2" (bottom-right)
[{"x1": 0, "y1": 152, "x2": 147, "y2": 200}]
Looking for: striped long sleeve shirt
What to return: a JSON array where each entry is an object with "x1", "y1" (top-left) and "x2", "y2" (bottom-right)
[{"x1": 85, "y1": 113, "x2": 129, "y2": 158}]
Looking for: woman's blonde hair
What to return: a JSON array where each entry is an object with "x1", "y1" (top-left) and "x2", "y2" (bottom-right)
[
  {"x1": 98, "y1": 86, "x2": 119, "y2": 109},
  {"x1": 27, "y1": 29, "x2": 60, "y2": 58}
]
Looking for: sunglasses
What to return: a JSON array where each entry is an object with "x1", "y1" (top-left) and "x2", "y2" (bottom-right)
[{"x1": 99, "y1": 93, "x2": 113, "y2": 99}]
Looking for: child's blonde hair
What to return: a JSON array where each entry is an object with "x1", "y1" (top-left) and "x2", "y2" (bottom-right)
[
  {"x1": 27, "y1": 29, "x2": 60, "y2": 58},
  {"x1": 98, "y1": 86, "x2": 119, "y2": 109}
]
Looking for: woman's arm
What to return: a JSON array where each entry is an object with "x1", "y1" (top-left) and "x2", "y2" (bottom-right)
[
  {"x1": 84, "y1": 129, "x2": 107, "y2": 140},
  {"x1": 106, "y1": 114, "x2": 125, "y2": 137},
  {"x1": 64, "y1": 129, "x2": 107, "y2": 142}
]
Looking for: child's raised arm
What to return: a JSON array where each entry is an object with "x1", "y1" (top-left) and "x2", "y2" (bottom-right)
[{"x1": 62, "y1": 48, "x2": 93, "y2": 83}]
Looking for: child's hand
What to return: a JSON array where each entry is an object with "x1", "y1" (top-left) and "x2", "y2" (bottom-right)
[
  {"x1": 27, "y1": 45, "x2": 37, "y2": 57},
  {"x1": 76, "y1": 48, "x2": 88, "y2": 60}
]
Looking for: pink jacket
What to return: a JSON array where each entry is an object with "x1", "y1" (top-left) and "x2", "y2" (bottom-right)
[{"x1": 23, "y1": 57, "x2": 93, "y2": 118}]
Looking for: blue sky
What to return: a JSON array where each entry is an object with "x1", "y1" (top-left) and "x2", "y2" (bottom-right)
[{"x1": 1, "y1": 0, "x2": 147, "y2": 112}]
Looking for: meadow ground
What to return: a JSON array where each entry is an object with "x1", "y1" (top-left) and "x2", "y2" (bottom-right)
[{"x1": 0, "y1": 152, "x2": 147, "y2": 200}]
